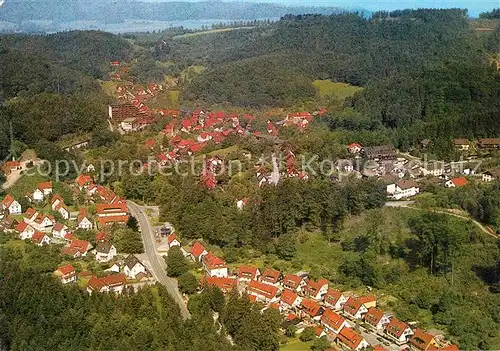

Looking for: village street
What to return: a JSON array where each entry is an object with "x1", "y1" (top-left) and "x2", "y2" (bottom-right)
[{"x1": 127, "y1": 201, "x2": 191, "y2": 319}]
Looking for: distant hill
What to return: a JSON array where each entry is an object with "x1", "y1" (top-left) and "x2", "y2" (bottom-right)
[{"x1": 0, "y1": 0, "x2": 358, "y2": 32}]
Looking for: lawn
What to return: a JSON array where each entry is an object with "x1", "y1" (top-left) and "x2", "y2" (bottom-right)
[
  {"x1": 280, "y1": 338, "x2": 314, "y2": 351},
  {"x1": 7, "y1": 173, "x2": 49, "y2": 199},
  {"x1": 312, "y1": 80, "x2": 363, "y2": 100},
  {"x1": 173, "y1": 27, "x2": 254, "y2": 40}
]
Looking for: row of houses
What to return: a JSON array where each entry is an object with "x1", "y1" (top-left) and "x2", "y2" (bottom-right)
[
  {"x1": 199, "y1": 264, "x2": 458, "y2": 351},
  {"x1": 452, "y1": 138, "x2": 500, "y2": 151}
]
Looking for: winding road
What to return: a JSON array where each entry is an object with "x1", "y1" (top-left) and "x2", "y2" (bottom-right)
[{"x1": 127, "y1": 201, "x2": 191, "y2": 319}]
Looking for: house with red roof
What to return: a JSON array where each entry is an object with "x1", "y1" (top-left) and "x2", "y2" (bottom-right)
[
  {"x1": 52, "y1": 222, "x2": 69, "y2": 239},
  {"x1": 324, "y1": 289, "x2": 349, "y2": 311},
  {"x1": 50, "y1": 194, "x2": 65, "y2": 211},
  {"x1": 77, "y1": 208, "x2": 93, "y2": 230},
  {"x1": 236, "y1": 198, "x2": 248, "y2": 211},
  {"x1": 279, "y1": 289, "x2": 302, "y2": 310},
  {"x1": 282, "y1": 274, "x2": 306, "y2": 292},
  {"x1": 260, "y1": 268, "x2": 281, "y2": 286},
  {"x1": 76, "y1": 174, "x2": 94, "y2": 190},
  {"x1": 96, "y1": 203, "x2": 129, "y2": 228},
  {"x1": 247, "y1": 280, "x2": 279, "y2": 303},
  {"x1": 385, "y1": 318, "x2": 414, "y2": 344},
  {"x1": 344, "y1": 295, "x2": 377, "y2": 320},
  {"x1": 28, "y1": 212, "x2": 55, "y2": 233},
  {"x1": 364, "y1": 307, "x2": 391, "y2": 331},
  {"x1": 267, "y1": 120, "x2": 278, "y2": 136},
  {"x1": 235, "y1": 266, "x2": 261, "y2": 282},
  {"x1": 314, "y1": 326, "x2": 327, "y2": 338},
  {"x1": 445, "y1": 177, "x2": 468, "y2": 188},
  {"x1": 70, "y1": 240, "x2": 93, "y2": 257},
  {"x1": 1, "y1": 160, "x2": 21, "y2": 175},
  {"x1": 96, "y1": 231, "x2": 109, "y2": 243},
  {"x1": 55, "y1": 264, "x2": 77, "y2": 284},
  {"x1": 300, "y1": 298, "x2": 323, "y2": 321},
  {"x1": 409, "y1": 329, "x2": 439, "y2": 351},
  {"x1": 201, "y1": 276, "x2": 237, "y2": 294},
  {"x1": 31, "y1": 231, "x2": 51, "y2": 246},
  {"x1": 321, "y1": 308, "x2": 351, "y2": 335},
  {"x1": 202, "y1": 252, "x2": 228, "y2": 278},
  {"x1": 190, "y1": 241, "x2": 208, "y2": 262},
  {"x1": 1, "y1": 194, "x2": 21, "y2": 214},
  {"x1": 17, "y1": 221, "x2": 35, "y2": 240},
  {"x1": 336, "y1": 327, "x2": 370, "y2": 351},
  {"x1": 167, "y1": 233, "x2": 181, "y2": 248},
  {"x1": 304, "y1": 278, "x2": 329, "y2": 301},
  {"x1": 87, "y1": 274, "x2": 127, "y2": 294},
  {"x1": 32, "y1": 181, "x2": 52, "y2": 201},
  {"x1": 348, "y1": 143, "x2": 362, "y2": 154}
]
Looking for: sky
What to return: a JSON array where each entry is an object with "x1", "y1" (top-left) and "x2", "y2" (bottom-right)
[{"x1": 146, "y1": 0, "x2": 499, "y2": 17}]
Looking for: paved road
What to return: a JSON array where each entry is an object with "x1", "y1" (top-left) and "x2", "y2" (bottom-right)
[{"x1": 127, "y1": 201, "x2": 191, "y2": 319}]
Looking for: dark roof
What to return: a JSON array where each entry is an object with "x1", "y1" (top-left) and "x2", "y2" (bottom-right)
[
  {"x1": 124, "y1": 254, "x2": 143, "y2": 270},
  {"x1": 96, "y1": 241, "x2": 114, "y2": 254}
]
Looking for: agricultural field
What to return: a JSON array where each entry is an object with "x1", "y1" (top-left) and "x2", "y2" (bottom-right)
[{"x1": 312, "y1": 80, "x2": 363, "y2": 100}]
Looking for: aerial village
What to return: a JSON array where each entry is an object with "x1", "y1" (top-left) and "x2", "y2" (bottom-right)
[
  {"x1": 102, "y1": 61, "x2": 500, "y2": 197},
  {"x1": 0, "y1": 60, "x2": 498, "y2": 351},
  {"x1": 0, "y1": 174, "x2": 153, "y2": 294}
]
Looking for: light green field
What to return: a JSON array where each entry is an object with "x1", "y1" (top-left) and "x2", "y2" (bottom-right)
[
  {"x1": 173, "y1": 27, "x2": 254, "y2": 39},
  {"x1": 7, "y1": 173, "x2": 49, "y2": 199},
  {"x1": 180, "y1": 65, "x2": 205, "y2": 83},
  {"x1": 312, "y1": 80, "x2": 363, "y2": 100},
  {"x1": 147, "y1": 89, "x2": 180, "y2": 109},
  {"x1": 100, "y1": 80, "x2": 119, "y2": 97},
  {"x1": 280, "y1": 338, "x2": 314, "y2": 351}
]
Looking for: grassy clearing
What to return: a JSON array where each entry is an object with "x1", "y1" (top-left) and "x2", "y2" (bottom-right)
[
  {"x1": 312, "y1": 80, "x2": 363, "y2": 100},
  {"x1": 100, "y1": 80, "x2": 119, "y2": 97},
  {"x1": 280, "y1": 338, "x2": 314, "y2": 351},
  {"x1": 180, "y1": 65, "x2": 205, "y2": 83},
  {"x1": 7, "y1": 173, "x2": 49, "y2": 199},
  {"x1": 173, "y1": 27, "x2": 254, "y2": 40},
  {"x1": 147, "y1": 89, "x2": 180, "y2": 109}
]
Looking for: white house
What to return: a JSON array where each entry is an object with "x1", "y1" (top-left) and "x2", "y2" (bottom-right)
[
  {"x1": 54, "y1": 264, "x2": 77, "y2": 284},
  {"x1": 304, "y1": 279, "x2": 329, "y2": 301},
  {"x1": 279, "y1": 289, "x2": 303, "y2": 310},
  {"x1": 52, "y1": 222, "x2": 69, "y2": 239},
  {"x1": 167, "y1": 233, "x2": 181, "y2": 248},
  {"x1": 95, "y1": 242, "x2": 117, "y2": 263},
  {"x1": 87, "y1": 274, "x2": 127, "y2": 295},
  {"x1": 482, "y1": 169, "x2": 500, "y2": 182},
  {"x1": 247, "y1": 280, "x2": 279, "y2": 303},
  {"x1": 123, "y1": 255, "x2": 147, "y2": 279},
  {"x1": 321, "y1": 309, "x2": 351, "y2": 334},
  {"x1": 324, "y1": 289, "x2": 349, "y2": 311},
  {"x1": 77, "y1": 208, "x2": 93, "y2": 230},
  {"x1": 17, "y1": 222, "x2": 36, "y2": 240},
  {"x1": 1, "y1": 195, "x2": 21, "y2": 215},
  {"x1": 390, "y1": 180, "x2": 420, "y2": 200},
  {"x1": 364, "y1": 307, "x2": 391, "y2": 331},
  {"x1": 32, "y1": 188, "x2": 45, "y2": 202},
  {"x1": 337, "y1": 327, "x2": 370, "y2": 351},
  {"x1": 385, "y1": 318, "x2": 414, "y2": 344},
  {"x1": 31, "y1": 231, "x2": 51, "y2": 246},
  {"x1": 344, "y1": 296, "x2": 377, "y2": 320},
  {"x1": 202, "y1": 253, "x2": 228, "y2": 278}
]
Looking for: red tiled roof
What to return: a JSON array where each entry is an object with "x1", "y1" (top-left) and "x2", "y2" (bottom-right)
[
  {"x1": 314, "y1": 326, "x2": 325, "y2": 337},
  {"x1": 16, "y1": 221, "x2": 29, "y2": 232},
  {"x1": 110, "y1": 103, "x2": 150, "y2": 123},
  {"x1": 304, "y1": 278, "x2": 328, "y2": 296},
  {"x1": 203, "y1": 252, "x2": 227, "y2": 270},
  {"x1": 236, "y1": 266, "x2": 259, "y2": 280},
  {"x1": 53, "y1": 222, "x2": 66, "y2": 232},
  {"x1": 201, "y1": 276, "x2": 237, "y2": 292},
  {"x1": 76, "y1": 174, "x2": 93, "y2": 187},
  {"x1": 248, "y1": 280, "x2": 278, "y2": 300},
  {"x1": 1, "y1": 194, "x2": 15, "y2": 208},
  {"x1": 38, "y1": 181, "x2": 52, "y2": 190},
  {"x1": 451, "y1": 177, "x2": 467, "y2": 187},
  {"x1": 71, "y1": 240, "x2": 91, "y2": 254},
  {"x1": 283, "y1": 274, "x2": 303, "y2": 290},
  {"x1": 385, "y1": 318, "x2": 410, "y2": 338},
  {"x1": 301, "y1": 298, "x2": 321, "y2": 317},
  {"x1": 167, "y1": 233, "x2": 178, "y2": 245},
  {"x1": 324, "y1": 289, "x2": 343, "y2": 306},
  {"x1": 57, "y1": 264, "x2": 75, "y2": 276},
  {"x1": 96, "y1": 232, "x2": 109, "y2": 242},
  {"x1": 280, "y1": 289, "x2": 299, "y2": 306},
  {"x1": 373, "y1": 345, "x2": 388, "y2": 351},
  {"x1": 190, "y1": 241, "x2": 206, "y2": 258},
  {"x1": 321, "y1": 308, "x2": 346, "y2": 331},
  {"x1": 348, "y1": 143, "x2": 362, "y2": 149},
  {"x1": 409, "y1": 329, "x2": 436, "y2": 351},
  {"x1": 31, "y1": 231, "x2": 47, "y2": 244},
  {"x1": 98, "y1": 215, "x2": 129, "y2": 227},
  {"x1": 23, "y1": 207, "x2": 36, "y2": 219},
  {"x1": 337, "y1": 328, "x2": 365, "y2": 350},
  {"x1": 96, "y1": 203, "x2": 127, "y2": 214},
  {"x1": 364, "y1": 307, "x2": 385, "y2": 327},
  {"x1": 87, "y1": 274, "x2": 126, "y2": 292},
  {"x1": 344, "y1": 295, "x2": 375, "y2": 315},
  {"x1": 260, "y1": 268, "x2": 280, "y2": 284}
]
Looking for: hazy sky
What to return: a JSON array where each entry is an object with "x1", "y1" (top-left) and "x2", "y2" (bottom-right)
[{"x1": 165, "y1": 0, "x2": 498, "y2": 17}]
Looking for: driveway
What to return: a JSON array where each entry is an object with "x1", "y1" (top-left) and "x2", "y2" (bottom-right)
[{"x1": 127, "y1": 200, "x2": 190, "y2": 319}]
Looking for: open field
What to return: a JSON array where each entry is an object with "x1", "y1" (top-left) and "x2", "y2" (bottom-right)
[
  {"x1": 312, "y1": 80, "x2": 363, "y2": 100},
  {"x1": 173, "y1": 27, "x2": 254, "y2": 39},
  {"x1": 280, "y1": 338, "x2": 314, "y2": 351},
  {"x1": 7, "y1": 173, "x2": 49, "y2": 199}
]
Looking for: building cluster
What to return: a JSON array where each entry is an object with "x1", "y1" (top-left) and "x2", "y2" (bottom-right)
[{"x1": 192, "y1": 252, "x2": 458, "y2": 351}]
